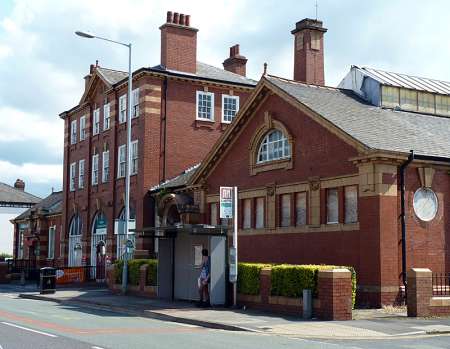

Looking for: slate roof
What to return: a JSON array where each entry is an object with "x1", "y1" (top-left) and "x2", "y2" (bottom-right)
[
  {"x1": 357, "y1": 66, "x2": 450, "y2": 95},
  {"x1": 266, "y1": 75, "x2": 450, "y2": 159},
  {"x1": 151, "y1": 62, "x2": 257, "y2": 86},
  {"x1": 150, "y1": 164, "x2": 201, "y2": 192},
  {"x1": 13, "y1": 191, "x2": 63, "y2": 221},
  {"x1": 0, "y1": 182, "x2": 41, "y2": 206},
  {"x1": 96, "y1": 67, "x2": 128, "y2": 85}
]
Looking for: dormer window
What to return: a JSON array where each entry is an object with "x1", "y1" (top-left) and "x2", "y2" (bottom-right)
[{"x1": 257, "y1": 129, "x2": 291, "y2": 164}]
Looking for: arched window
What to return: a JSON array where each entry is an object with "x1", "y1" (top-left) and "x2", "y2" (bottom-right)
[
  {"x1": 118, "y1": 207, "x2": 136, "y2": 220},
  {"x1": 69, "y1": 214, "x2": 82, "y2": 236},
  {"x1": 257, "y1": 129, "x2": 291, "y2": 164},
  {"x1": 91, "y1": 211, "x2": 108, "y2": 236}
]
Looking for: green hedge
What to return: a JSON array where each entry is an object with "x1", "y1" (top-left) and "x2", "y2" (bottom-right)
[
  {"x1": 113, "y1": 259, "x2": 158, "y2": 286},
  {"x1": 237, "y1": 263, "x2": 268, "y2": 295},
  {"x1": 237, "y1": 263, "x2": 357, "y2": 308}
]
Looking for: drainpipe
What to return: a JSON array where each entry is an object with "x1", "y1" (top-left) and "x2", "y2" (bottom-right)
[
  {"x1": 161, "y1": 77, "x2": 168, "y2": 182},
  {"x1": 400, "y1": 150, "x2": 414, "y2": 291}
]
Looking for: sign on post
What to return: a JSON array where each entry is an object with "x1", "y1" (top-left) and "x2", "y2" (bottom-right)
[{"x1": 220, "y1": 187, "x2": 233, "y2": 219}]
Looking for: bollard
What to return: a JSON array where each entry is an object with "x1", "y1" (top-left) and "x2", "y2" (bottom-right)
[
  {"x1": 303, "y1": 289, "x2": 312, "y2": 319},
  {"x1": 20, "y1": 270, "x2": 25, "y2": 286}
]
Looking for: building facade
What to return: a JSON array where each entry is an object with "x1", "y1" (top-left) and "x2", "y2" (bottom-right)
[
  {"x1": 152, "y1": 19, "x2": 450, "y2": 307},
  {"x1": 59, "y1": 12, "x2": 256, "y2": 269}
]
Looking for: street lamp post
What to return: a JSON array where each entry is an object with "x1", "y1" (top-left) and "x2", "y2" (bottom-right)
[{"x1": 75, "y1": 31, "x2": 133, "y2": 294}]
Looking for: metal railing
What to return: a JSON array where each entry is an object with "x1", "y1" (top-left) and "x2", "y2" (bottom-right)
[{"x1": 432, "y1": 273, "x2": 450, "y2": 296}]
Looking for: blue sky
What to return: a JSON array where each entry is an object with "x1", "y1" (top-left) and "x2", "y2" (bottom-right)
[{"x1": 1, "y1": 0, "x2": 450, "y2": 198}]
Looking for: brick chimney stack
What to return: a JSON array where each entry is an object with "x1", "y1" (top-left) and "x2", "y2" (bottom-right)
[
  {"x1": 291, "y1": 18, "x2": 327, "y2": 85},
  {"x1": 160, "y1": 11, "x2": 198, "y2": 73},
  {"x1": 14, "y1": 179, "x2": 25, "y2": 191},
  {"x1": 223, "y1": 44, "x2": 248, "y2": 76}
]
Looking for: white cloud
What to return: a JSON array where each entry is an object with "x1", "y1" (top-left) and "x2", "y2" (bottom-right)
[{"x1": 0, "y1": 160, "x2": 62, "y2": 186}]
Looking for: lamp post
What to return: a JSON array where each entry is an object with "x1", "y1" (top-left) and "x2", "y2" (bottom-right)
[{"x1": 75, "y1": 31, "x2": 133, "y2": 294}]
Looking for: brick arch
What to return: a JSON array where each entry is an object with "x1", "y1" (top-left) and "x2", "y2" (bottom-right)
[{"x1": 248, "y1": 111, "x2": 294, "y2": 175}]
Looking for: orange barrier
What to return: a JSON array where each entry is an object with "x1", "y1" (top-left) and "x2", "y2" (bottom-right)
[{"x1": 56, "y1": 267, "x2": 86, "y2": 284}]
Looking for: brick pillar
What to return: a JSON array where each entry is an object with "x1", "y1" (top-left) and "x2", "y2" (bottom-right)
[
  {"x1": 260, "y1": 267, "x2": 271, "y2": 305},
  {"x1": 407, "y1": 268, "x2": 432, "y2": 317},
  {"x1": 317, "y1": 269, "x2": 352, "y2": 320},
  {"x1": 139, "y1": 264, "x2": 148, "y2": 292}
]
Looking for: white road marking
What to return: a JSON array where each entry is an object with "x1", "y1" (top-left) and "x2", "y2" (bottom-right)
[
  {"x1": 1, "y1": 321, "x2": 58, "y2": 338},
  {"x1": 92, "y1": 346, "x2": 105, "y2": 349}
]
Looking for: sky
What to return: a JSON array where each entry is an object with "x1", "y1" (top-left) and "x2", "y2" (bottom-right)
[{"x1": 0, "y1": 0, "x2": 450, "y2": 198}]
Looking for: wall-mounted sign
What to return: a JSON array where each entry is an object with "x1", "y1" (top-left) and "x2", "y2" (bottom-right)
[{"x1": 220, "y1": 186, "x2": 233, "y2": 219}]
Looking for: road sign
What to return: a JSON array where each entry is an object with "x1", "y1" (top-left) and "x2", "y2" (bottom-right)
[{"x1": 220, "y1": 186, "x2": 233, "y2": 218}]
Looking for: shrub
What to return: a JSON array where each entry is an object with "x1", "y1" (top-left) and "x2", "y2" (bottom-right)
[
  {"x1": 113, "y1": 259, "x2": 158, "y2": 286},
  {"x1": 237, "y1": 263, "x2": 268, "y2": 295}
]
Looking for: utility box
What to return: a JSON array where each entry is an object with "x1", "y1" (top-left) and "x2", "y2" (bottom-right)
[{"x1": 40, "y1": 267, "x2": 56, "y2": 294}]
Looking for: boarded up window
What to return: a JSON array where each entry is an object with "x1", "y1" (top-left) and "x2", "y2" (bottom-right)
[
  {"x1": 310, "y1": 31, "x2": 320, "y2": 50},
  {"x1": 418, "y1": 92, "x2": 435, "y2": 114},
  {"x1": 344, "y1": 186, "x2": 358, "y2": 223},
  {"x1": 255, "y1": 197, "x2": 265, "y2": 229},
  {"x1": 327, "y1": 188, "x2": 339, "y2": 224},
  {"x1": 296, "y1": 192, "x2": 307, "y2": 226},
  {"x1": 280, "y1": 194, "x2": 291, "y2": 227},
  {"x1": 243, "y1": 199, "x2": 251, "y2": 229},
  {"x1": 400, "y1": 88, "x2": 418, "y2": 111},
  {"x1": 381, "y1": 86, "x2": 400, "y2": 108},
  {"x1": 296, "y1": 33, "x2": 304, "y2": 50},
  {"x1": 210, "y1": 203, "x2": 217, "y2": 225}
]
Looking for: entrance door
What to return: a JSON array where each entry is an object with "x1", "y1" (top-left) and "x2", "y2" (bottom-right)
[{"x1": 174, "y1": 234, "x2": 209, "y2": 301}]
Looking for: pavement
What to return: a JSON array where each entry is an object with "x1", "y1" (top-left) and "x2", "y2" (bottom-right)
[{"x1": 13, "y1": 284, "x2": 450, "y2": 340}]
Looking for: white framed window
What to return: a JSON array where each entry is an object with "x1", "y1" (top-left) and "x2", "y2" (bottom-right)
[
  {"x1": 222, "y1": 95, "x2": 239, "y2": 123},
  {"x1": 280, "y1": 194, "x2": 291, "y2": 227},
  {"x1": 70, "y1": 120, "x2": 77, "y2": 145},
  {"x1": 131, "y1": 140, "x2": 138, "y2": 175},
  {"x1": 210, "y1": 203, "x2": 218, "y2": 225},
  {"x1": 257, "y1": 129, "x2": 291, "y2": 164},
  {"x1": 69, "y1": 162, "x2": 76, "y2": 191},
  {"x1": 132, "y1": 88, "x2": 140, "y2": 118},
  {"x1": 103, "y1": 103, "x2": 111, "y2": 131},
  {"x1": 344, "y1": 186, "x2": 358, "y2": 223},
  {"x1": 78, "y1": 159, "x2": 85, "y2": 189},
  {"x1": 102, "y1": 150, "x2": 109, "y2": 183},
  {"x1": 119, "y1": 94, "x2": 127, "y2": 123},
  {"x1": 296, "y1": 192, "x2": 307, "y2": 226},
  {"x1": 80, "y1": 115, "x2": 87, "y2": 141},
  {"x1": 196, "y1": 91, "x2": 214, "y2": 121},
  {"x1": 327, "y1": 188, "x2": 339, "y2": 224},
  {"x1": 413, "y1": 188, "x2": 438, "y2": 222},
  {"x1": 243, "y1": 199, "x2": 251, "y2": 229},
  {"x1": 93, "y1": 108, "x2": 100, "y2": 135},
  {"x1": 91, "y1": 154, "x2": 99, "y2": 185},
  {"x1": 255, "y1": 197, "x2": 265, "y2": 229},
  {"x1": 48, "y1": 225, "x2": 55, "y2": 259},
  {"x1": 118, "y1": 145, "x2": 126, "y2": 178}
]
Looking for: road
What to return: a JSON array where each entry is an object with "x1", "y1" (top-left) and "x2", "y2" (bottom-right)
[{"x1": 0, "y1": 288, "x2": 449, "y2": 349}]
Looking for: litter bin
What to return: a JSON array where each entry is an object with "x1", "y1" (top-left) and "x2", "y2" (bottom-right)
[{"x1": 40, "y1": 267, "x2": 56, "y2": 294}]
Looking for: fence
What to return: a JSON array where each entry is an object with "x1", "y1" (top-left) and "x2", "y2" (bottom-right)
[{"x1": 432, "y1": 273, "x2": 450, "y2": 296}]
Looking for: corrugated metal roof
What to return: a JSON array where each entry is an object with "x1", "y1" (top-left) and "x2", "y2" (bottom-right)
[{"x1": 358, "y1": 66, "x2": 450, "y2": 95}]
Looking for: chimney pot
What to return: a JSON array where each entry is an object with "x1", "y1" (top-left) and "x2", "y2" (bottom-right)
[
  {"x1": 89, "y1": 64, "x2": 95, "y2": 74},
  {"x1": 234, "y1": 44, "x2": 240, "y2": 55},
  {"x1": 185, "y1": 15, "x2": 190, "y2": 26},
  {"x1": 167, "y1": 11, "x2": 173, "y2": 23},
  {"x1": 179, "y1": 14, "x2": 185, "y2": 26},
  {"x1": 14, "y1": 179, "x2": 25, "y2": 191},
  {"x1": 223, "y1": 44, "x2": 247, "y2": 76},
  {"x1": 173, "y1": 12, "x2": 179, "y2": 24}
]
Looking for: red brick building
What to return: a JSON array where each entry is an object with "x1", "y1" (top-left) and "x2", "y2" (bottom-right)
[
  {"x1": 58, "y1": 12, "x2": 256, "y2": 270},
  {"x1": 152, "y1": 19, "x2": 450, "y2": 307}
]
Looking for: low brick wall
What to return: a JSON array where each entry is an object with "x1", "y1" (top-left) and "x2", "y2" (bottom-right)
[
  {"x1": 407, "y1": 268, "x2": 450, "y2": 317},
  {"x1": 106, "y1": 264, "x2": 157, "y2": 298},
  {"x1": 238, "y1": 268, "x2": 352, "y2": 320}
]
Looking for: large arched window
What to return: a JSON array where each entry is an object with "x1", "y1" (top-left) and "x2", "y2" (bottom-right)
[
  {"x1": 69, "y1": 214, "x2": 82, "y2": 236},
  {"x1": 257, "y1": 129, "x2": 291, "y2": 164}
]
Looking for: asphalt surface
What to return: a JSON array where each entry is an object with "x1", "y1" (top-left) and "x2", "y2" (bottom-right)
[{"x1": 0, "y1": 285, "x2": 449, "y2": 348}]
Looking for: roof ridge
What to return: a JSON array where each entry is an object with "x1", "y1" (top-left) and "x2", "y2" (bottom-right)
[
  {"x1": 0, "y1": 181, "x2": 41, "y2": 200},
  {"x1": 266, "y1": 74, "x2": 341, "y2": 91},
  {"x1": 97, "y1": 66, "x2": 127, "y2": 74}
]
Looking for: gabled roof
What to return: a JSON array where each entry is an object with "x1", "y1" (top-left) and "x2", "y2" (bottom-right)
[
  {"x1": 96, "y1": 67, "x2": 128, "y2": 85},
  {"x1": 0, "y1": 182, "x2": 41, "y2": 207},
  {"x1": 150, "y1": 164, "x2": 201, "y2": 192},
  {"x1": 190, "y1": 74, "x2": 450, "y2": 184},
  {"x1": 355, "y1": 66, "x2": 450, "y2": 95},
  {"x1": 151, "y1": 62, "x2": 257, "y2": 86},
  {"x1": 13, "y1": 191, "x2": 62, "y2": 221}
]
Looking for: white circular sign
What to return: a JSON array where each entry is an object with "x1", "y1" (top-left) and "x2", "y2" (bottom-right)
[{"x1": 413, "y1": 188, "x2": 438, "y2": 222}]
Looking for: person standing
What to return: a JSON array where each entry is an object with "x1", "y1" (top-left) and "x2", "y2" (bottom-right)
[{"x1": 197, "y1": 248, "x2": 210, "y2": 307}]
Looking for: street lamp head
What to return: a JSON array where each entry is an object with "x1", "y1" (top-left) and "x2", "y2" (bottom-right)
[{"x1": 75, "y1": 31, "x2": 95, "y2": 39}]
